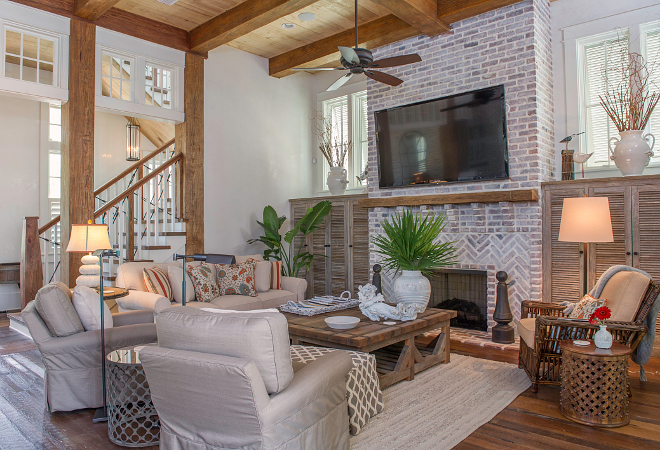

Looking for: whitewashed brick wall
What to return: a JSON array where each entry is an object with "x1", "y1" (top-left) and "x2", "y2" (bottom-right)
[{"x1": 367, "y1": 0, "x2": 555, "y2": 330}]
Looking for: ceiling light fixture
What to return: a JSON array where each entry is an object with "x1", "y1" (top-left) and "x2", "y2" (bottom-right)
[
  {"x1": 282, "y1": 23, "x2": 295, "y2": 29},
  {"x1": 298, "y1": 12, "x2": 316, "y2": 22},
  {"x1": 155, "y1": 0, "x2": 179, "y2": 5}
]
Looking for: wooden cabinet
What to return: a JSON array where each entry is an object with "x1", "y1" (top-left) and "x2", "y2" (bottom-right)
[
  {"x1": 290, "y1": 194, "x2": 369, "y2": 298},
  {"x1": 542, "y1": 176, "x2": 660, "y2": 356}
]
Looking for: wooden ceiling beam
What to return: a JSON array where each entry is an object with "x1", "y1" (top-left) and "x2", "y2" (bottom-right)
[
  {"x1": 269, "y1": 14, "x2": 420, "y2": 78},
  {"x1": 189, "y1": 0, "x2": 321, "y2": 54},
  {"x1": 371, "y1": 0, "x2": 449, "y2": 36},
  {"x1": 74, "y1": 0, "x2": 120, "y2": 21},
  {"x1": 437, "y1": 0, "x2": 524, "y2": 24}
]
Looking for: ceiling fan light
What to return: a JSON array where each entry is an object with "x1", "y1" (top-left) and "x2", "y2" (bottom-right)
[
  {"x1": 282, "y1": 23, "x2": 296, "y2": 29},
  {"x1": 298, "y1": 12, "x2": 316, "y2": 22}
]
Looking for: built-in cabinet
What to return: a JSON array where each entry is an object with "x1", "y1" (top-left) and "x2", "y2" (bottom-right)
[
  {"x1": 290, "y1": 194, "x2": 369, "y2": 298},
  {"x1": 542, "y1": 175, "x2": 660, "y2": 355}
]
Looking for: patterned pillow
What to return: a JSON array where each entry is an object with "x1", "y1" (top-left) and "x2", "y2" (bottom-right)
[
  {"x1": 215, "y1": 260, "x2": 258, "y2": 297},
  {"x1": 186, "y1": 264, "x2": 220, "y2": 303},
  {"x1": 569, "y1": 294, "x2": 608, "y2": 319},
  {"x1": 271, "y1": 260, "x2": 283, "y2": 290},
  {"x1": 143, "y1": 267, "x2": 172, "y2": 300}
]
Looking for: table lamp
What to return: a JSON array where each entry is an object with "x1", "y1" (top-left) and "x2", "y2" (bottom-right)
[
  {"x1": 558, "y1": 197, "x2": 614, "y2": 295},
  {"x1": 65, "y1": 222, "x2": 112, "y2": 288}
]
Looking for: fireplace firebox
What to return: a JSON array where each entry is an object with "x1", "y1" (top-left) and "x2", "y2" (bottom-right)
[{"x1": 428, "y1": 269, "x2": 488, "y2": 331}]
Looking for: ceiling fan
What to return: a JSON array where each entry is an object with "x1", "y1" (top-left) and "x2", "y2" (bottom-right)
[{"x1": 292, "y1": 0, "x2": 422, "y2": 91}]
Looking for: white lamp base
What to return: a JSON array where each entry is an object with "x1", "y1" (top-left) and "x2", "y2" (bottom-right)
[{"x1": 77, "y1": 254, "x2": 100, "y2": 288}]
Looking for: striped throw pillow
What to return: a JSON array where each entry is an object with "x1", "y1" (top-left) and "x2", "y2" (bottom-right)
[
  {"x1": 271, "y1": 260, "x2": 282, "y2": 290},
  {"x1": 143, "y1": 267, "x2": 172, "y2": 300}
]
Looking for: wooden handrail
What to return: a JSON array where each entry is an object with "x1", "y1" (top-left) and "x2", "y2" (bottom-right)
[
  {"x1": 94, "y1": 153, "x2": 183, "y2": 218},
  {"x1": 37, "y1": 138, "x2": 176, "y2": 235},
  {"x1": 94, "y1": 138, "x2": 175, "y2": 195}
]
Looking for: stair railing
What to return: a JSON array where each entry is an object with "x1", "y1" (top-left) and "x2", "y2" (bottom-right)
[{"x1": 34, "y1": 138, "x2": 180, "y2": 285}]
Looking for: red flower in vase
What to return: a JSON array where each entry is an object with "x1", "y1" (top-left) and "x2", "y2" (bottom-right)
[{"x1": 590, "y1": 305, "x2": 611, "y2": 325}]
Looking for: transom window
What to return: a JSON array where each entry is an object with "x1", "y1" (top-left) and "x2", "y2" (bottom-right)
[
  {"x1": 101, "y1": 52, "x2": 132, "y2": 101},
  {"x1": 145, "y1": 64, "x2": 172, "y2": 109},
  {"x1": 4, "y1": 27, "x2": 55, "y2": 86}
]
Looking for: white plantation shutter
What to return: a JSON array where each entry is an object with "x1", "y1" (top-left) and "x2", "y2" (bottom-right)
[
  {"x1": 582, "y1": 34, "x2": 629, "y2": 168},
  {"x1": 644, "y1": 29, "x2": 660, "y2": 164},
  {"x1": 355, "y1": 91, "x2": 368, "y2": 182}
]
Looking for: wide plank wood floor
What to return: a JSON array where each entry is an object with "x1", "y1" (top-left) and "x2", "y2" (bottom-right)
[{"x1": 1, "y1": 313, "x2": 659, "y2": 449}]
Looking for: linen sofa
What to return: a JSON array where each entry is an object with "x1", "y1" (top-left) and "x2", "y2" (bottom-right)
[
  {"x1": 22, "y1": 282, "x2": 157, "y2": 412},
  {"x1": 114, "y1": 254, "x2": 307, "y2": 314},
  {"x1": 140, "y1": 306, "x2": 352, "y2": 449}
]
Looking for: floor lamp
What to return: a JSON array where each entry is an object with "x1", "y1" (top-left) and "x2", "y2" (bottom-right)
[
  {"x1": 173, "y1": 254, "x2": 207, "y2": 306},
  {"x1": 558, "y1": 197, "x2": 614, "y2": 295}
]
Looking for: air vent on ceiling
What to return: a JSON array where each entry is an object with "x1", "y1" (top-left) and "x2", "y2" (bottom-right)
[{"x1": 156, "y1": 0, "x2": 179, "y2": 5}]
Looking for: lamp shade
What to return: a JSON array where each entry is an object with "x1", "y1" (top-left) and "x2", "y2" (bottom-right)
[
  {"x1": 558, "y1": 197, "x2": 614, "y2": 243},
  {"x1": 66, "y1": 224, "x2": 112, "y2": 253}
]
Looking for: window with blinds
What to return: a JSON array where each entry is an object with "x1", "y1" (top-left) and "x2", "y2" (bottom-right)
[{"x1": 644, "y1": 29, "x2": 660, "y2": 156}]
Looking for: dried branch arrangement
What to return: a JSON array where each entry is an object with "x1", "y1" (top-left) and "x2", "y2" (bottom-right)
[
  {"x1": 599, "y1": 48, "x2": 660, "y2": 132},
  {"x1": 313, "y1": 111, "x2": 352, "y2": 167}
]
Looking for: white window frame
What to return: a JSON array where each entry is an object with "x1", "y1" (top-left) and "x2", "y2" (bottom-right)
[{"x1": 315, "y1": 81, "x2": 368, "y2": 194}]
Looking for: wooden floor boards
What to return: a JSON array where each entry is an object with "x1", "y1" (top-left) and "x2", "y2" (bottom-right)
[{"x1": 1, "y1": 313, "x2": 659, "y2": 449}]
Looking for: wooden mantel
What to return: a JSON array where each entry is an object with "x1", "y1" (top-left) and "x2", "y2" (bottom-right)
[{"x1": 357, "y1": 189, "x2": 539, "y2": 208}]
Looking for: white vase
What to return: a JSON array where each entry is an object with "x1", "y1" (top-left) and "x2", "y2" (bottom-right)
[
  {"x1": 327, "y1": 167, "x2": 349, "y2": 195},
  {"x1": 609, "y1": 130, "x2": 655, "y2": 176},
  {"x1": 393, "y1": 270, "x2": 431, "y2": 310},
  {"x1": 594, "y1": 325, "x2": 613, "y2": 349}
]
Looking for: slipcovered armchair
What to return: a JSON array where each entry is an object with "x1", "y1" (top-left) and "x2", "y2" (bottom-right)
[
  {"x1": 22, "y1": 282, "x2": 157, "y2": 412},
  {"x1": 518, "y1": 266, "x2": 659, "y2": 392},
  {"x1": 140, "y1": 306, "x2": 353, "y2": 450}
]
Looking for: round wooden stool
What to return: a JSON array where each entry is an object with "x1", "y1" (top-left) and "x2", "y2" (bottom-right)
[{"x1": 559, "y1": 340, "x2": 632, "y2": 427}]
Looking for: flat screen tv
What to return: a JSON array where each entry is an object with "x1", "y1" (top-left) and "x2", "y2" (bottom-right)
[{"x1": 375, "y1": 85, "x2": 509, "y2": 188}]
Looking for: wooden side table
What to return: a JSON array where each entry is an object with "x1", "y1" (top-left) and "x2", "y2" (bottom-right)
[{"x1": 559, "y1": 340, "x2": 632, "y2": 427}]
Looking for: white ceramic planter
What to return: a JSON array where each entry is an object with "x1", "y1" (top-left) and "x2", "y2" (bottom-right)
[
  {"x1": 327, "y1": 167, "x2": 349, "y2": 195},
  {"x1": 609, "y1": 130, "x2": 655, "y2": 176},
  {"x1": 393, "y1": 270, "x2": 431, "y2": 310},
  {"x1": 594, "y1": 325, "x2": 613, "y2": 349}
]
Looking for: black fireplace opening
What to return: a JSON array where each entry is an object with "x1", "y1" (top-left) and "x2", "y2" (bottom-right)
[{"x1": 428, "y1": 269, "x2": 488, "y2": 331}]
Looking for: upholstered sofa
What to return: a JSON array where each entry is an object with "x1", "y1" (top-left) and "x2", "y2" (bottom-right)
[
  {"x1": 22, "y1": 282, "x2": 157, "y2": 412},
  {"x1": 114, "y1": 254, "x2": 307, "y2": 314},
  {"x1": 140, "y1": 306, "x2": 352, "y2": 449}
]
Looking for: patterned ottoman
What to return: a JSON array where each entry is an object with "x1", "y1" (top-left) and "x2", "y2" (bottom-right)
[{"x1": 290, "y1": 345, "x2": 384, "y2": 435}]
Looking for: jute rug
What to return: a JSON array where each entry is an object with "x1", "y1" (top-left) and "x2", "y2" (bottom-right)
[{"x1": 350, "y1": 354, "x2": 531, "y2": 450}]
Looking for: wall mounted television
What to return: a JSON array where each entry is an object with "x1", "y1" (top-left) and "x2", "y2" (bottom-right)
[{"x1": 375, "y1": 85, "x2": 509, "y2": 188}]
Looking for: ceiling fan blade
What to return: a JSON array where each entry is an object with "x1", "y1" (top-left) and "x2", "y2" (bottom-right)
[
  {"x1": 369, "y1": 54, "x2": 422, "y2": 69},
  {"x1": 338, "y1": 46, "x2": 360, "y2": 65},
  {"x1": 365, "y1": 70, "x2": 404, "y2": 87},
  {"x1": 291, "y1": 67, "x2": 346, "y2": 71},
  {"x1": 327, "y1": 73, "x2": 353, "y2": 91}
]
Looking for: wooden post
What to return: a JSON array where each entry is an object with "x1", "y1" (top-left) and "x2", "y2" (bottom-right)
[
  {"x1": 175, "y1": 52, "x2": 204, "y2": 255},
  {"x1": 20, "y1": 217, "x2": 43, "y2": 309},
  {"x1": 61, "y1": 20, "x2": 96, "y2": 286},
  {"x1": 562, "y1": 150, "x2": 575, "y2": 181}
]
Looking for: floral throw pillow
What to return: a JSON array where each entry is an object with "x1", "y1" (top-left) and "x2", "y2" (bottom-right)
[
  {"x1": 186, "y1": 264, "x2": 220, "y2": 303},
  {"x1": 215, "y1": 260, "x2": 258, "y2": 297},
  {"x1": 569, "y1": 294, "x2": 608, "y2": 319}
]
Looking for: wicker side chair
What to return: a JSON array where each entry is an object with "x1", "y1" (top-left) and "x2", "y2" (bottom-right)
[{"x1": 518, "y1": 273, "x2": 659, "y2": 392}]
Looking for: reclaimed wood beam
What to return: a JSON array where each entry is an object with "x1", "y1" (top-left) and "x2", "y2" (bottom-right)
[
  {"x1": 371, "y1": 0, "x2": 449, "y2": 36},
  {"x1": 189, "y1": 0, "x2": 320, "y2": 54},
  {"x1": 437, "y1": 0, "x2": 523, "y2": 24},
  {"x1": 74, "y1": 0, "x2": 120, "y2": 21},
  {"x1": 269, "y1": 14, "x2": 420, "y2": 78},
  {"x1": 357, "y1": 190, "x2": 540, "y2": 208}
]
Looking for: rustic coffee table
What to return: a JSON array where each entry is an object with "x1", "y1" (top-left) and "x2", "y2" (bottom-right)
[{"x1": 284, "y1": 307, "x2": 456, "y2": 388}]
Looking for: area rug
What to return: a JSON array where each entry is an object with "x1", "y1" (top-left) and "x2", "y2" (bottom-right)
[{"x1": 350, "y1": 354, "x2": 531, "y2": 450}]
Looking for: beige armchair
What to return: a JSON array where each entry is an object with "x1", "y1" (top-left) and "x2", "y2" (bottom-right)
[
  {"x1": 140, "y1": 306, "x2": 353, "y2": 450},
  {"x1": 22, "y1": 282, "x2": 157, "y2": 412}
]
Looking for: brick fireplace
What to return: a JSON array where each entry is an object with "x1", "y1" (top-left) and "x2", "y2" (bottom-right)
[{"x1": 367, "y1": 0, "x2": 554, "y2": 331}]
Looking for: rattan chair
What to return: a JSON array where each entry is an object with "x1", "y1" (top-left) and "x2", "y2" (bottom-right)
[{"x1": 518, "y1": 271, "x2": 659, "y2": 392}]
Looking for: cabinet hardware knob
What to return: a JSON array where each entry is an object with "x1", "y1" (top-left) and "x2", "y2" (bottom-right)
[
  {"x1": 627, "y1": 252, "x2": 631, "y2": 255},
  {"x1": 634, "y1": 252, "x2": 639, "y2": 255}
]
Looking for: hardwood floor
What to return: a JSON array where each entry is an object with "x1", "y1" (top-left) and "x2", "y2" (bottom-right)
[{"x1": 1, "y1": 313, "x2": 659, "y2": 449}]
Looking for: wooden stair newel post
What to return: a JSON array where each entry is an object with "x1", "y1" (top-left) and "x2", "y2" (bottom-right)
[
  {"x1": 61, "y1": 20, "x2": 96, "y2": 287},
  {"x1": 175, "y1": 52, "x2": 204, "y2": 255},
  {"x1": 492, "y1": 271, "x2": 515, "y2": 343},
  {"x1": 20, "y1": 217, "x2": 43, "y2": 309}
]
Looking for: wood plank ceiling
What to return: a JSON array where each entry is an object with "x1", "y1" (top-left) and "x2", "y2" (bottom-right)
[{"x1": 11, "y1": 0, "x2": 525, "y2": 78}]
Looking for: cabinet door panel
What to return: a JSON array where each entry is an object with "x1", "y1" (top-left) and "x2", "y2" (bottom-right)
[
  {"x1": 351, "y1": 200, "x2": 370, "y2": 296},
  {"x1": 291, "y1": 202, "x2": 311, "y2": 293},
  {"x1": 311, "y1": 215, "x2": 329, "y2": 297},
  {"x1": 588, "y1": 187, "x2": 631, "y2": 289},
  {"x1": 543, "y1": 188, "x2": 586, "y2": 302},
  {"x1": 330, "y1": 201, "x2": 347, "y2": 295}
]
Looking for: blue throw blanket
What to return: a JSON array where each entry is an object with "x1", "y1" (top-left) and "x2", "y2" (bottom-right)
[{"x1": 589, "y1": 265, "x2": 659, "y2": 381}]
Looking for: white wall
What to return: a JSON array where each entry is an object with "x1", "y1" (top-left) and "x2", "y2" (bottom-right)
[
  {"x1": 551, "y1": 0, "x2": 660, "y2": 179},
  {"x1": 204, "y1": 46, "x2": 314, "y2": 255},
  {"x1": 0, "y1": 95, "x2": 41, "y2": 263}
]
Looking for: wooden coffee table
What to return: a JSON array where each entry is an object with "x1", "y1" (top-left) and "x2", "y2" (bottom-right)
[{"x1": 284, "y1": 307, "x2": 456, "y2": 388}]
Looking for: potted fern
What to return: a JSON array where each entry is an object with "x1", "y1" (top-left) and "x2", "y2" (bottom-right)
[{"x1": 371, "y1": 209, "x2": 456, "y2": 309}]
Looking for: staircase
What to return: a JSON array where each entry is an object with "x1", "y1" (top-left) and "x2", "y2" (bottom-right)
[{"x1": 33, "y1": 138, "x2": 185, "y2": 287}]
